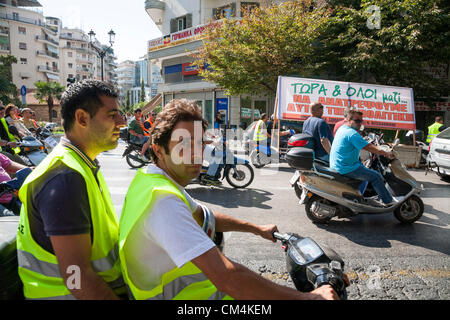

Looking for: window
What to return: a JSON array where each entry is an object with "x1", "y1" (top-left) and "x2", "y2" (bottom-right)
[
  {"x1": 170, "y1": 14, "x2": 192, "y2": 33},
  {"x1": 12, "y1": 12, "x2": 19, "y2": 20},
  {"x1": 19, "y1": 42, "x2": 27, "y2": 50},
  {"x1": 20, "y1": 58, "x2": 27, "y2": 64},
  {"x1": 68, "y1": 51, "x2": 73, "y2": 57},
  {"x1": 213, "y1": 3, "x2": 236, "y2": 20},
  {"x1": 66, "y1": 41, "x2": 71, "y2": 48},
  {"x1": 68, "y1": 63, "x2": 73, "y2": 68},
  {"x1": 18, "y1": 27, "x2": 26, "y2": 35}
]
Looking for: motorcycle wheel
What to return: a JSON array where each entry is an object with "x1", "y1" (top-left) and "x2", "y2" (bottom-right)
[
  {"x1": 250, "y1": 150, "x2": 266, "y2": 169},
  {"x1": 393, "y1": 195, "x2": 424, "y2": 224},
  {"x1": 125, "y1": 150, "x2": 146, "y2": 169},
  {"x1": 225, "y1": 164, "x2": 254, "y2": 188},
  {"x1": 305, "y1": 195, "x2": 333, "y2": 224}
]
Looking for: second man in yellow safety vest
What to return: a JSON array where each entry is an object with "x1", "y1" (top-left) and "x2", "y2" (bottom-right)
[
  {"x1": 427, "y1": 116, "x2": 445, "y2": 143},
  {"x1": 119, "y1": 99, "x2": 338, "y2": 300}
]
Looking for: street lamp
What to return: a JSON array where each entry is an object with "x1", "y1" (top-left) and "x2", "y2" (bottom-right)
[{"x1": 88, "y1": 29, "x2": 115, "y2": 81}]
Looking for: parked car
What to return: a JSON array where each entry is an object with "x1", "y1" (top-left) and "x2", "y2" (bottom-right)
[{"x1": 427, "y1": 127, "x2": 450, "y2": 178}]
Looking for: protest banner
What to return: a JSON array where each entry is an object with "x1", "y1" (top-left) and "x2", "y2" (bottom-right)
[{"x1": 275, "y1": 76, "x2": 416, "y2": 130}]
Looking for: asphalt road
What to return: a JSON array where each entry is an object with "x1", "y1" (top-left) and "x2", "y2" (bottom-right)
[{"x1": 100, "y1": 141, "x2": 450, "y2": 300}]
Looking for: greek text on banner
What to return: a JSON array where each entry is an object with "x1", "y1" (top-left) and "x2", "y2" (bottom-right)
[{"x1": 276, "y1": 76, "x2": 416, "y2": 130}]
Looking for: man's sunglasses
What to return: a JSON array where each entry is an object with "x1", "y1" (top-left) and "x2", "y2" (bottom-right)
[{"x1": 351, "y1": 118, "x2": 363, "y2": 124}]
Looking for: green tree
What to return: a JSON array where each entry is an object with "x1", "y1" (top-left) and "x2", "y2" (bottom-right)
[
  {"x1": 317, "y1": 0, "x2": 450, "y2": 102},
  {"x1": 0, "y1": 55, "x2": 21, "y2": 106},
  {"x1": 140, "y1": 80, "x2": 146, "y2": 102},
  {"x1": 192, "y1": 0, "x2": 331, "y2": 97},
  {"x1": 125, "y1": 90, "x2": 131, "y2": 110},
  {"x1": 34, "y1": 81, "x2": 65, "y2": 122}
]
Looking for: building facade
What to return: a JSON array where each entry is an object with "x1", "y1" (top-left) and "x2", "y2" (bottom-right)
[
  {"x1": 0, "y1": 0, "x2": 61, "y2": 90},
  {"x1": 145, "y1": 0, "x2": 277, "y2": 129}
]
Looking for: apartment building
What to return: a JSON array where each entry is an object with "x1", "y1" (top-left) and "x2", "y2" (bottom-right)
[
  {"x1": 59, "y1": 27, "x2": 98, "y2": 86},
  {"x1": 145, "y1": 0, "x2": 282, "y2": 128},
  {"x1": 116, "y1": 60, "x2": 136, "y2": 103},
  {"x1": 0, "y1": 0, "x2": 60, "y2": 89}
]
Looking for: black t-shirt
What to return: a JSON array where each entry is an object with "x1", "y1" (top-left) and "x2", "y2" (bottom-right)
[{"x1": 27, "y1": 163, "x2": 92, "y2": 254}]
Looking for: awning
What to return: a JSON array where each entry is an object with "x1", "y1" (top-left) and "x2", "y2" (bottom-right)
[{"x1": 46, "y1": 72, "x2": 60, "y2": 81}]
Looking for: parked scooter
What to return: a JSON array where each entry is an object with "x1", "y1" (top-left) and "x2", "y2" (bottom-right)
[
  {"x1": 8, "y1": 126, "x2": 47, "y2": 167},
  {"x1": 120, "y1": 128, "x2": 152, "y2": 169},
  {"x1": 34, "y1": 127, "x2": 59, "y2": 154},
  {"x1": 192, "y1": 139, "x2": 254, "y2": 188},
  {"x1": 288, "y1": 136, "x2": 424, "y2": 224},
  {"x1": 273, "y1": 231, "x2": 349, "y2": 299},
  {"x1": 250, "y1": 129, "x2": 295, "y2": 168},
  {"x1": 0, "y1": 168, "x2": 32, "y2": 216}
]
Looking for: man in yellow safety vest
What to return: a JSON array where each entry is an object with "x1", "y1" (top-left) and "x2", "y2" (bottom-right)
[
  {"x1": 118, "y1": 99, "x2": 338, "y2": 300},
  {"x1": 426, "y1": 116, "x2": 445, "y2": 143},
  {"x1": 16, "y1": 80, "x2": 126, "y2": 300}
]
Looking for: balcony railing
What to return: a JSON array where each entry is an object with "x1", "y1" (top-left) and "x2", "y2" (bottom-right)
[
  {"x1": 0, "y1": 12, "x2": 56, "y2": 33},
  {"x1": 36, "y1": 50, "x2": 59, "y2": 59},
  {"x1": 77, "y1": 67, "x2": 92, "y2": 73},
  {"x1": 0, "y1": 44, "x2": 10, "y2": 52},
  {"x1": 35, "y1": 35, "x2": 59, "y2": 46},
  {"x1": 37, "y1": 65, "x2": 59, "y2": 74}
]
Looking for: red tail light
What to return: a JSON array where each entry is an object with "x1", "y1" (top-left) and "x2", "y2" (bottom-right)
[
  {"x1": 288, "y1": 140, "x2": 308, "y2": 147},
  {"x1": 429, "y1": 141, "x2": 431, "y2": 153}
]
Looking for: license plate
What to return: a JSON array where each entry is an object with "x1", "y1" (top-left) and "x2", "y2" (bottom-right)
[
  {"x1": 290, "y1": 171, "x2": 300, "y2": 185},
  {"x1": 44, "y1": 136, "x2": 58, "y2": 148}
]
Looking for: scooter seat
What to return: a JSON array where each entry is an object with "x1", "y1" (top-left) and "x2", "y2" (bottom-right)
[{"x1": 314, "y1": 164, "x2": 363, "y2": 188}]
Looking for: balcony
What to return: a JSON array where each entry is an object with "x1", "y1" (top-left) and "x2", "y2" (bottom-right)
[
  {"x1": 0, "y1": 43, "x2": 10, "y2": 52},
  {"x1": 76, "y1": 55, "x2": 95, "y2": 64},
  {"x1": 37, "y1": 65, "x2": 59, "y2": 74},
  {"x1": 36, "y1": 35, "x2": 58, "y2": 46},
  {"x1": 36, "y1": 49, "x2": 59, "y2": 59},
  {"x1": 77, "y1": 66, "x2": 93, "y2": 73},
  {"x1": 145, "y1": 0, "x2": 165, "y2": 27},
  {"x1": 0, "y1": 12, "x2": 55, "y2": 33}
]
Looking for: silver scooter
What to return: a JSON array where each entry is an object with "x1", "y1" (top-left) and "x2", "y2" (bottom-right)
[{"x1": 288, "y1": 136, "x2": 424, "y2": 224}]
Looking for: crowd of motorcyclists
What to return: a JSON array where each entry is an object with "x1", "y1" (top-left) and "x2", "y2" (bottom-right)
[{"x1": 0, "y1": 79, "x2": 435, "y2": 301}]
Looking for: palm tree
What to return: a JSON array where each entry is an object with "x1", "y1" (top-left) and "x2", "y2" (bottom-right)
[{"x1": 34, "y1": 81, "x2": 65, "y2": 122}]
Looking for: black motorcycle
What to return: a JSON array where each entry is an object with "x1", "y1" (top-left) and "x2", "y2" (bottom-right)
[
  {"x1": 120, "y1": 128, "x2": 152, "y2": 169},
  {"x1": 273, "y1": 232, "x2": 349, "y2": 299}
]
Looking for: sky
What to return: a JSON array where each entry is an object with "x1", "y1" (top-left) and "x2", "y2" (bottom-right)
[{"x1": 38, "y1": 0, "x2": 162, "y2": 62}]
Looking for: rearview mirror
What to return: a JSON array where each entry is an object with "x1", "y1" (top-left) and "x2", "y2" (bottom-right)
[{"x1": 392, "y1": 138, "x2": 400, "y2": 148}]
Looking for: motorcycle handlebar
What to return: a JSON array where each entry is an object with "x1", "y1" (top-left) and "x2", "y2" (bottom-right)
[{"x1": 273, "y1": 232, "x2": 290, "y2": 242}]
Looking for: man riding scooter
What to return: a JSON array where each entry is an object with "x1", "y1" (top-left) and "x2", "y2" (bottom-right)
[{"x1": 330, "y1": 109, "x2": 404, "y2": 207}]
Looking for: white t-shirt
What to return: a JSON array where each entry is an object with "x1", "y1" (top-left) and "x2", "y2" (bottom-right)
[{"x1": 123, "y1": 164, "x2": 216, "y2": 290}]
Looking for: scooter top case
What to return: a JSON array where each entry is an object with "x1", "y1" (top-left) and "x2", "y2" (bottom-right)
[{"x1": 0, "y1": 216, "x2": 23, "y2": 300}]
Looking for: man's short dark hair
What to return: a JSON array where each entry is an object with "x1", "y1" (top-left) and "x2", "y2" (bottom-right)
[
  {"x1": 260, "y1": 113, "x2": 267, "y2": 120},
  {"x1": 436, "y1": 116, "x2": 443, "y2": 122},
  {"x1": 61, "y1": 80, "x2": 118, "y2": 132},
  {"x1": 150, "y1": 99, "x2": 208, "y2": 162},
  {"x1": 134, "y1": 108, "x2": 142, "y2": 113},
  {"x1": 346, "y1": 109, "x2": 363, "y2": 120}
]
